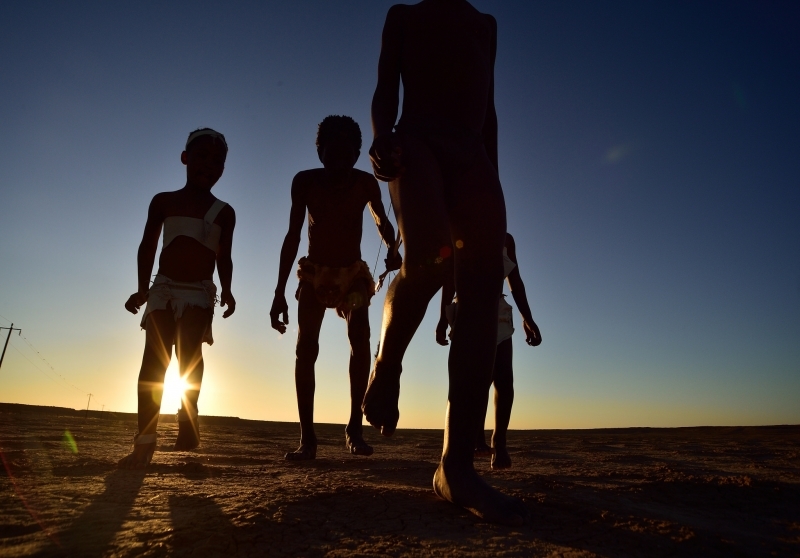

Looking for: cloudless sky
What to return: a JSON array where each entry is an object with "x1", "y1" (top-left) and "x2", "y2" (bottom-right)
[{"x1": 1, "y1": 1, "x2": 798, "y2": 430}]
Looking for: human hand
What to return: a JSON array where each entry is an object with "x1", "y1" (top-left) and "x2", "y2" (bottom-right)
[
  {"x1": 369, "y1": 133, "x2": 404, "y2": 182},
  {"x1": 523, "y1": 319, "x2": 541, "y2": 346},
  {"x1": 124, "y1": 292, "x2": 147, "y2": 315},
  {"x1": 435, "y1": 318, "x2": 449, "y2": 346},
  {"x1": 270, "y1": 293, "x2": 289, "y2": 334},
  {"x1": 384, "y1": 250, "x2": 402, "y2": 273},
  {"x1": 220, "y1": 290, "x2": 236, "y2": 318}
]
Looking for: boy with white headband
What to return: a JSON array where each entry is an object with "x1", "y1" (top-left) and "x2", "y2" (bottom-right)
[{"x1": 119, "y1": 127, "x2": 236, "y2": 469}]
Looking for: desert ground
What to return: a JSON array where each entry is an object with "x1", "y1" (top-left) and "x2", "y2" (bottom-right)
[{"x1": 1, "y1": 403, "x2": 798, "y2": 557}]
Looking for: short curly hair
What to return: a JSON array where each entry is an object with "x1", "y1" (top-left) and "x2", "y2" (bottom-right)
[{"x1": 316, "y1": 115, "x2": 362, "y2": 151}]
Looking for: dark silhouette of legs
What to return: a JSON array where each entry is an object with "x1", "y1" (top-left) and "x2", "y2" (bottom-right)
[
  {"x1": 475, "y1": 338, "x2": 513, "y2": 462},
  {"x1": 363, "y1": 137, "x2": 452, "y2": 436},
  {"x1": 286, "y1": 283, "x2": 325, "y2": 460},
  {"x1": 118, "y1": 309, "x2": 173, "y2": 469},
  {"x1": 173, "y1": 306, "x2": 212, "y2": 451},
  {"x1": 344, "y1": 296, "x2": 373, "y2": 455},
  {"x1": 490, "y1": 338, "x2": 513, "y2": 469},
  {"x1": 364, "y1": 135, "x2": 527, "y2": 524},
  {"x1": 119, "y1": 305, "x2": 210, "y2": 468},
  {"x1": 432, "y1": 145, "x2": 527, "y2": 526},
  {"x1": 137, "y1": 309, "x2": 175, "y2": 436}
]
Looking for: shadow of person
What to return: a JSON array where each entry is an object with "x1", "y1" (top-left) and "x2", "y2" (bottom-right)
[
  {"x1": 167, "y1": 493, "x2": 237, "y2": 555},
  {"x1": 33, "y1": 469, "x2": 145, "y2": 557}
]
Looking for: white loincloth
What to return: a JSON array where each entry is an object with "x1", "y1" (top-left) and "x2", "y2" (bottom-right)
[
  {"x1": 496, "y1": 296, "x2": 514, "y2": 344},
  {"x1": 445, "y1": 295, "x2": 514, "y2": 345},
  {"x1": 139, "y1": 274, "x2": 217, "y2": 345}
]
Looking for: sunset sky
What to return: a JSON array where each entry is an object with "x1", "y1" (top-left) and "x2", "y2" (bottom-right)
[{"x1": 1, "y1": 0, "x2": 798, "y2": 430}]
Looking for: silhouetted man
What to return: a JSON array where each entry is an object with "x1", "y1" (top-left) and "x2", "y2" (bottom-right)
[{"x1": 362, "y1": 0, "x2": 528, "y2": 524}]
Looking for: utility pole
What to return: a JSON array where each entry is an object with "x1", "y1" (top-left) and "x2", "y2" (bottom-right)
[
  {"x1": 0, "y1": 323, "x2": 22, "y2": 371},
  {"x1": 84, "y1": 393, "x2": 92, "y2": 420}
]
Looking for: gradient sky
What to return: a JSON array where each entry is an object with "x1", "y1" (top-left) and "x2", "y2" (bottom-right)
[{"x1": 1, "y1": 1, "x2": 798, "y2": 429}]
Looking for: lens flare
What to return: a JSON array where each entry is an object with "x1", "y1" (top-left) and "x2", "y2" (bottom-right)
[
  {"x1": 62, "y1": 430, "x2": 78, "y2": 454},
  {"x1": 606, "y1": 144, "x2": 631, "y2": 163},
  {"x1": 162, "y1": 360, "x2": 191, "y2": 411}
]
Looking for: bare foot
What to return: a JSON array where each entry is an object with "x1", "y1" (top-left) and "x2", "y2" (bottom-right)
[
  {"x1": 345, "y1": 431, "x2": 374, "y2": 456},
  {"x1": 433, "y1": 461, "x2": 528, "y2": 526},
  {"x1": 474, "y1": 440, "x2": 492, "y2": 458},
  {"x1": 361, "y1": 366, "x2": 400, "y2": 436},
  {"x1": 491, "y1": 446, "x2": 512, "y2": 470},
  {"x1": 174, "y1": 420, "x2": 200, "y2": 451},
  {"x1": 117, "y1": 434, "x2": 157, "y2": 469},
  {"x1": 285, "y1": 443, "x2": 317, "y2": 461}
]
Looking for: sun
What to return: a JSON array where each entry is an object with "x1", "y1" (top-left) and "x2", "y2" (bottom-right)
[{"x1": 161, "y1": 359, "x2": 190, "y2": 412}]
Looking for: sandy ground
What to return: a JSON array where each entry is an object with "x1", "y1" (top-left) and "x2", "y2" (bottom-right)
[{"x1": 1, "y1": 404, "x2": 798, "y2": 557}]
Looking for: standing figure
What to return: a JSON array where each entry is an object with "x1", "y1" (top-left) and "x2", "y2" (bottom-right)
[
  {"x1": 437, "y1": 233, "x2": 542, "y2": 470},
  {"x1": 119, "y1": 128, "x2": 236, "y2": 469},
  {"x1": 362, "y1": 0, "x2": 528, "y2": 524},
  {"x1": 270, "y1": 116, "x2": 399, "y2": 461}
]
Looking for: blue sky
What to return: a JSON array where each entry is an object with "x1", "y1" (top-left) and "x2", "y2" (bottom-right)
[{"x1": 0, "y1": 1, "x2": 798, "y2": 429}]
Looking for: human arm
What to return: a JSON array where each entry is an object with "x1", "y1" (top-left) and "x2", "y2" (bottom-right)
[
  {"x1": 505, "y1": 234, "x2": 541, "y2": 346},
  {"x1": 216, "y1": 204, "x2": 236, "y2": 318},
  {"x1": 481, "y1": 15, "x2": 499, "y2": 174},
  {"x1": 366, "y1": 176, "x2": 402, "y2": 271},
  {"x1": 436, "y1": 272, "x2": 456, "y2": 346},
  {"x1": 369, "y1": 5, "x2": 405, "y2": 182},
  {"x1": 270, "y1": 175, "x2": 306, "y2": 333},
  {"x1": 124, "y1": 195, "x2": 165, "y2": 314}
]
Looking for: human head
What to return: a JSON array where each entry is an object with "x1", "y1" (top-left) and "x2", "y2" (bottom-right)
[
  {"x1": 316, "y1": 115, "x2": 361, "y2": 171},
  {"x1": 185, "y1": 128, "x2": 228, "y2": 153},
  {"x1": 181, "y1": 127, "x2": 228, "y2": 190}
]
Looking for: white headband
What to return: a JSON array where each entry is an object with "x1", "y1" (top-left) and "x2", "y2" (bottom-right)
[{"x1": 185, "y1": 129, "x2": 227, "y2": 150}]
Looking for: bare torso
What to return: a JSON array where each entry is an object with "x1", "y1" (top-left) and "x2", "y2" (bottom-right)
[
  {"x1": 396, "y1": 1, "x2": 494, "y2": 135},
  {"x1": 299, "y1": 168, "x2": 374, "y2": 267}
]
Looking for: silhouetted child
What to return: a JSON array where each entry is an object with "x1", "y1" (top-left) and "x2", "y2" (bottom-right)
[
  {"x1": 437, "y1": 232, "x2": 541, "y2": 469},
  {"x1": 363, "y1": 0, "x2": 529, "y2": 524},
  {"x1": 119, "y1": 128, "x2": 236, "y2": 469},
  {"x1": 270, "y1": 116, "x2": 399, "y2": 460}
]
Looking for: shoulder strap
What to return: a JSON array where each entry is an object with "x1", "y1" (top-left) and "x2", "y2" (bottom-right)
[{"x1": 203, "y1": 199, "x2": 227, "y2": 225}]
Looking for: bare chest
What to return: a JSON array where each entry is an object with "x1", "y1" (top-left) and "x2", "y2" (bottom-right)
[
  {"x1": 305, "y1": 183, "x2": 368, "y2": 228},
  {"x1": 402, "y1": 11, "x2": 492, "y2": 77}
]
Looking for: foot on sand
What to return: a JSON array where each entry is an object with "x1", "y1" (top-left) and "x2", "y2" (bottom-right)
[
  {"x1": 475, "y1": 440, "x2": 493, "y2": 458},
  {"x1": 285, "y1": 443, "x2": 317, "y2": 461},
  {"x1": 117, "y1": 433, "x2": 157, "y2": 469},
  {"x1": 362, "y1": 366, "x2": 400, "y2": 437},
  {"x1": 174, "y1": 420, "x2": 200, "y2": 451},
  {"x1": 433, "y1": 460, "x2": 528, "y2": 526},
  {"x1": 491, "y1": 446, "x2": 512, "y2": 470},
  {"x1": 346, "y1": 431, "x2": 374, "y2": 456}
]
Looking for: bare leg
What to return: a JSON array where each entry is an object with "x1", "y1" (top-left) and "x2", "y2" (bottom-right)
[
  {"x1": 431, "y1": 145, "x2": 528, "y2": 526},
  {"x1": 490, "y1": 338, "x2": 513, "y2": 469},
  {"x1": 344, "y1": 295, "x2": 373, "y2": 456},
  {"x1": 365, "y1": 133, "x2": 526, "y2": 522},
  {"x1": 362, "y1": 137, "x2": 452, "y2": 435},
  {"x1": 118, "y1": 309, "x2": 175, "y2": 469},
  {"x1": 475, "y1": 355, "x2": 494, "y2": 457},
  {"x1": 286, "y1": 283, "x2": 325, "y2": 460},
  {"x1": 174, "y1": 306, "x2": 212, "y2": 451}
]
